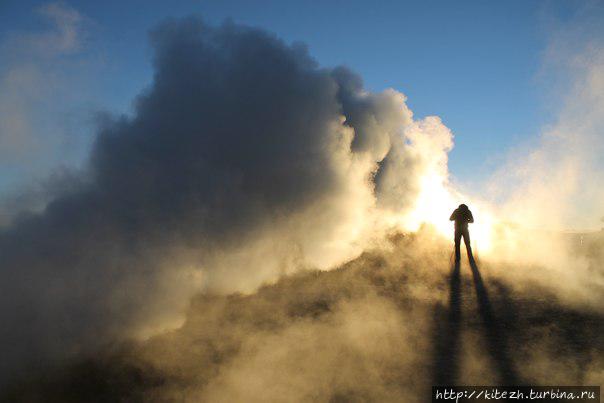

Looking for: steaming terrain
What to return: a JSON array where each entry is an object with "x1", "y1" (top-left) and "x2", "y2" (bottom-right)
[
  {"x1": 3, "y1": 228, "x2": 602, "y2": 402},
  {"x1": 1, "y1": 11, "x2": 603, "y2": 402}
]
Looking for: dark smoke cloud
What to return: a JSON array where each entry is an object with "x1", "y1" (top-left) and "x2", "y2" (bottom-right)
[{"x1": 0, "y1": 17, "x2": 436, "y2": 382}]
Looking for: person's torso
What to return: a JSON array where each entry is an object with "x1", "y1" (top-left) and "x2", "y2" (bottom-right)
[{"x1": 454, "y1": 209, "x2": 471, "y2": 229}]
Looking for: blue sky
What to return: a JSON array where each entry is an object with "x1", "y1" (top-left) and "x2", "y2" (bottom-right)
[{"x1": 0, "y1": 0, "x2": 586, "y2": 194}]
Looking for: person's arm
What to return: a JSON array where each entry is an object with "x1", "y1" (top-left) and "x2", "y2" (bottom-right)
[
  {"x1": 467, "y1": 211, "x2": 474, "y2": 223},
  {"x1": 449, "y1": 210, "x2": 457, "y2": 221}
]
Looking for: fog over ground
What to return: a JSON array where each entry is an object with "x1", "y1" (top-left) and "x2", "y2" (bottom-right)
[
  {"x1": 0, "y1": 12, "x2": 602, "y2": 402},
  {"x1": 3, "y1": 230, "x2": 603, "y2": 402}
]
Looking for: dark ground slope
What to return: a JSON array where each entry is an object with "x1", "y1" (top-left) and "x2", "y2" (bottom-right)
[{"x1": 3, "y1": 229, "x2": 603, "y2": 402}]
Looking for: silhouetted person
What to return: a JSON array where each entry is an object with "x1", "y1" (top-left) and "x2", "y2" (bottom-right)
[{"x1": 450, "y1": 204, "x2": 474, "y2": 262}]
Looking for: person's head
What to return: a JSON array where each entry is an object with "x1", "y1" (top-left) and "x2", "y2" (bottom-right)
[{"x1": 458, "y1": 203, "x2": 468, "y2": 210}]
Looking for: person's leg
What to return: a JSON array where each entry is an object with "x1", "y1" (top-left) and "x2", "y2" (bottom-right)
[
  {"x1": 463, "y1": 228, "x2": 473, "y2": 261},
  {"x1": 454, "y1": 229, "x2": 462, "y2": 261}
]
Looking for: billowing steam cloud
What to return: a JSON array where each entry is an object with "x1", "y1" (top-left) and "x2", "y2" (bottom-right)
[
  {"x1": 0, "y1": 17, "x2": 453, "y2": 382},
  {"x1": 2, "y1": 8, "x2": 603, "y2": 400}
]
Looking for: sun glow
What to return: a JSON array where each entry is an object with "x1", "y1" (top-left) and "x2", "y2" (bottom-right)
[{"x1": 403, "y1": 173, "x2": 496, "y2": 254}]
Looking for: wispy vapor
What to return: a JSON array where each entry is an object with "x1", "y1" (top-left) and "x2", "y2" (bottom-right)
[
  {"x1": 0, "y1": 2, "x2": 85, "y2": 159},
  {"x1": 0, "y1": 2, "x2": 100, "y2": 228},
  {"x1": 472, "y1": 2, "x2": 604, "y2": 309}
]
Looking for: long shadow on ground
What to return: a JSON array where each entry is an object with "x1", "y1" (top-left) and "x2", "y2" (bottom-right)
[
  {"x1": 432, "y1": 256, "x2": 523, "y2": 386},
  {"x1": 469, "y1": 258, "x2": 521, "y2": 385},
  {"x1": 432, "y1": 259, "x2": 462, "y2": 385}
]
